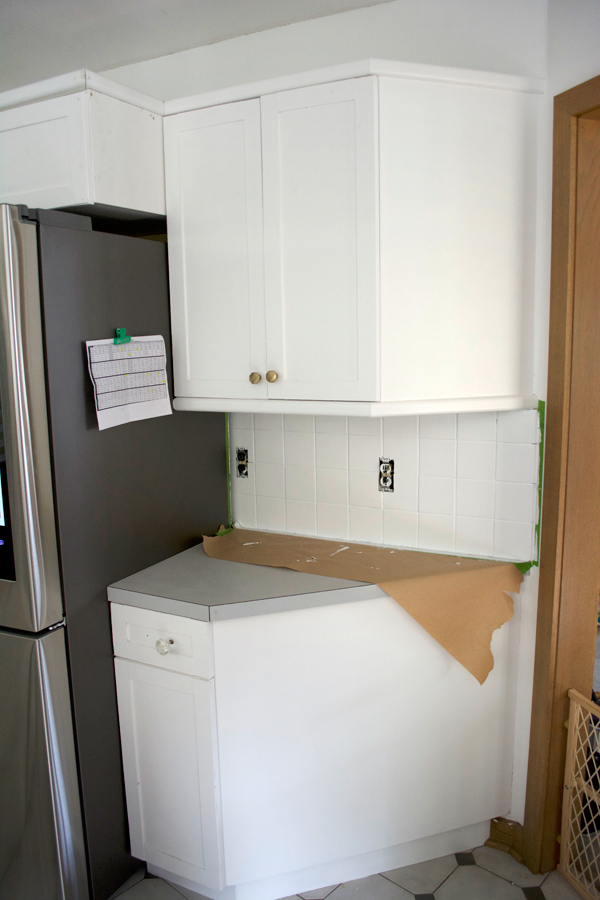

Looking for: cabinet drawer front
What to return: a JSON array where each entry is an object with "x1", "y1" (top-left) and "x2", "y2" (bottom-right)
[{"x1": 111, "y1": 603, "x2": 213, "y2": 678}]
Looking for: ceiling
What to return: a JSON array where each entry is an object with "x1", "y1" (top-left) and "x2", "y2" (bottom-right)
[{"x1": 0, "y1": 0, "x2": 392, "y2": 94}]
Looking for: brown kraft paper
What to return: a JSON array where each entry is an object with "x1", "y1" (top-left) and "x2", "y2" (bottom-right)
[{"x1": 202, "y1": 528, "x2": 523, "y2": 685}]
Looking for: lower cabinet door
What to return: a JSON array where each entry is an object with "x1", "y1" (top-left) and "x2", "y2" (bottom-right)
[{"x1": 114, "y1": 658, "x2": 224, "y2": 889}]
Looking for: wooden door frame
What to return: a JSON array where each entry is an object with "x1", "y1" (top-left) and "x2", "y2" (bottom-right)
[{"x1": 520, "y1": 72, "x2": 600, "y2": 874}]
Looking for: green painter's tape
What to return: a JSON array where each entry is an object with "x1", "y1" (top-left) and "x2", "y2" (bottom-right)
[
  {"x1": 511, "y1": 400, "x2": 546, "y2": 573},
  {"x1": 216, "y1": 412, "x2": 233, "y2": 537}
]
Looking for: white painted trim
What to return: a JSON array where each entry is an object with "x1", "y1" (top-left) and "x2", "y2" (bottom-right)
[
  {"x1": 173, "y1": 394, "x2": 538, "y2": 417},
  {"x1": 85, "y1": 71, "x2": 164, "y2": 114},
  {"x1": 0, "y1": 69, "x2": 165, "y2": 115},
  {"x1": 150, "y1": 819, "x2": 491, "y2": 900},
  {"x1": 164, "y1": 58, "x2": 545, "y2": 115}
]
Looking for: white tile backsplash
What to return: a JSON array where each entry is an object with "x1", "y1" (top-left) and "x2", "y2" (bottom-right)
[
  {"x1": 316, "y1": 468, "x2": 349, "y2": 505},
  {"x1": 231, "y1": 410, "x2": 540, "y2": 561},
  {"x1": 317, "y1": 502, "x2": 349, "y2": 539},
  {"x1": 349, "y1": 469, "x2": 381, "y2": 509},
  {"x1": 316, "y1": 432, "x2": 348, "y2": 469},
  {"x1": 286, "y1": 499, "x2": 317, "y2": 535},
  {"x1": 348, "y1": 433, "x2": 382, "y2": 470},
  {"x1": 349, "y1": 506, "x2": 383, "y2": 543},
  {"x1": 284, "y1": 430, "x2": 315, "y2": 467},
  {"x1": 419, "y1": 439, "x2": 456, "y2": 478},
  {"x1": 419, "y1": 413, "x2": 456, "y2": 440}
]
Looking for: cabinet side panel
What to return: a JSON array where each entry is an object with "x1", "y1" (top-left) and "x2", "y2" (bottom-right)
[
  {"x1": 0, "y1": 94, "x2": 90, "y2": 207},
  {"x1": 262, "y1": 77, "x2": 379, "y2": 402},
  {"x1": 89, "y1": 92, "x2": 166, "y2": 215},
  {"x1": 213, "y1": 597, "x2": 514, "y2": 885},
  {"x1": 379, "y1": 77, "x2": 536, "y2": 403},
  {"x1": 165, "y1": 101, "x2": 267, "y2": 400}
]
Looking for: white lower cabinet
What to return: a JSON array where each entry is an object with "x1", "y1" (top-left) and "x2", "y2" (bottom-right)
[
  {"x1": 114, "y1": 657, "x2": 224, "y2": 889},
  {"x1": 112, "y1": 597, "x2": 517, "y2": 900}
]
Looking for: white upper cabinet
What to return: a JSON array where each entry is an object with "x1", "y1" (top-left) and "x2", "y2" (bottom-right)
[
  {"x1": 166, "y1": 100, "x2": 267, "y2": 400},
  {"x1": 0, "y1": 74, "x2": 165, "y2": 214},
  {"x1": 165, "y1": 60, "x2": 541, "y2": 417}
]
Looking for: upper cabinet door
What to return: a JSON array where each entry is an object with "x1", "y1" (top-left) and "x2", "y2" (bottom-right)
[
  {"x1": 165, "y1": 100, "x2": 268, "y2": 399},
  {"x1": 261, "y1": 78, "x2": 379, "y2": 402}
]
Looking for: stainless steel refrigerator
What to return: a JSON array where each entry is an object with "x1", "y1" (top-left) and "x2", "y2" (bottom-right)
[{"x1": 0, "y1": 204, "x2": 227, "y2": 900}]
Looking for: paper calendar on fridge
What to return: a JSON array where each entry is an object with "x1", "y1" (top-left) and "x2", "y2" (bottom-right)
[{"x1": 86, "y1": 335, "x2": 172, "y2": 430}]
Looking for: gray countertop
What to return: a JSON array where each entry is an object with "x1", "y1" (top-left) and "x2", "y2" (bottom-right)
[{"x1": 107, "y1": 543, "x2": 385, "y2": 621}]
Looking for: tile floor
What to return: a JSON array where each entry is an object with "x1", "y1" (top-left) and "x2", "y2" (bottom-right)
[{"x1": 109, "y1": 847, "x2": 582, "y2": 900}]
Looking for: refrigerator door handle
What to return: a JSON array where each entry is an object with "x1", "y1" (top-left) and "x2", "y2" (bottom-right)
[{"x1": 0, "y1": 205, "x2": 63, "y2": 631}]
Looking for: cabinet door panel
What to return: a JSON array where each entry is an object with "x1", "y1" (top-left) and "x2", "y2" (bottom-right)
[
  {"x1": 165, "y1": 101, "x2": 267, "y2": 399},
  {"x1": 114, "y1": 658, "x2": 224, "y2": 888},
  {"x1": 0, "y1": 93, "x2": 92, "y2": 207},
  {"x1": 261, "y1": 77, "x2": 379, "y2": 401}
]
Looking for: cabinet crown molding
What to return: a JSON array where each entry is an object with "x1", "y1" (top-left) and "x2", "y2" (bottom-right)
[
  {"x1": 164, "y1": 57, "x2": 545, "y2": 116},
  {"x1": 0, "y1": 69, "x2": 165, "y2": 115}
]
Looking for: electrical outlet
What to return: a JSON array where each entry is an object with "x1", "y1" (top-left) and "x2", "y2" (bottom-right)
[
  {"x1": 236, "y1": 447, "x2": 248, "y2": 478},
  {"x1": 379, "y1": 457, "x2": 394, "y2": 492}
]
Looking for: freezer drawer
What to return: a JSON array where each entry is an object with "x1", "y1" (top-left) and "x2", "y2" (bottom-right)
[{"x1": 0, "y1": 626, "x2": 88, "y2": 900}]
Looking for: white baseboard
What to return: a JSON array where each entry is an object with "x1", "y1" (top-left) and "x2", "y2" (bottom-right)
[{"x1": 150, "y1": 820, "x2": 491, "y2": 900}]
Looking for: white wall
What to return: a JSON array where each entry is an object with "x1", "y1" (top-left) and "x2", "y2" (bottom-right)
[{"x1": 104, "y1": 0, "x2": 546, "y2": 99}]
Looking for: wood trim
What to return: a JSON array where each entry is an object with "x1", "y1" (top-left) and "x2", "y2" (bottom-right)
[
  {"x1": 487, "y1": 817, "x2": 525, "y2": 862},
  {"x1": 522, "y1": 72, "x2": 600, "y2": 874}
]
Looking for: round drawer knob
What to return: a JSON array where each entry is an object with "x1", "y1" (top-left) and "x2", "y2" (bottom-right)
[
  {"x1": 249, "y1": 372, "x2": 262, "y2": 384},
  {"x1": 155, "y1": 638, "x2": 174, "y2": 656},
  {"x1": 266, "y1": 370, "x2": 278, "y2": 383}
]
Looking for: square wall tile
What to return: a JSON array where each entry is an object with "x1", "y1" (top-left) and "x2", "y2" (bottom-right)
[
  {"x1": 383, "y1": 416, "x2": 418, "y2": 439},
  {"x1": 232, "y1": 494, "x2": 256, "y2": 528},
  {"x1": 457, "y1": 441, "x2": 496, "y2": 480},
  {"x1": 419, "y1": 476, "x2": 455, "y2": 515},
  {"x1": 419, "y1": 439, "x2": 456, "y2": 478},
  {"x1": 254, "y1": 429, "x2": 284, "y2": 465},
  {"x1": 383, "y1": 509, "x2": 418, "y2": 548},
  {"x1": 383, "y1": 438, "x2": 418, "y2": 475},
  {"x1": 383, "y1": 475, "x2": 418, "y2": 512},
  {"x1": 256, "y1": 496, "x2": 285, "y2": 531},
  {"x1": 494, "y1": 482, "x2": 536, "y2": 523},
  {"x1": 496, "y1": 443, "x2": 538, "y2": 483},
  {"x1": 316, "y1": 416, "x2": 348, "y2": 433},
  {"x1": 284, "y1": 414, "x2": 315, "y2": 432},
  {"x1": 349, "y1": 417, "x2": 382, "y2": 436},
  {"x1": 456, "y1": 479, "x2": 495, "y2": 519},
  {"x1": 457, "y1": 412, "x2": 497, "y2": 442},
  {"x1": 349, "y1": 506, "x2": 383, "y2": 543},
  {"x1": 349, "y1": 469, "x2": 381, "y2": 509},
  {"x1": 316, "y1": 468, "x2": 348, "y2": 505},
  {"x1": 286, "y1": 500, "x2": 317, "y2": 535},
  {"x1": 455, "y1": 517, "x2": 494, "y2": 557},
  {"x1": 494, "y1": 520, "x2": 534, "y2": 561},
  {"x1": 418, "y1": 513, "x2": 455, "y2": 552},
  {"x1": 419, "y1": 414, "x2": 456, "y2": 440},
  {"x1": 497, "y1": 409, "x2": 539, "y2": 444},
  {"x1": 285, "y1": 430, "x2": 315, "y2": 466},
  {"x1": 317, "y1": 503, "x2": 349, "y2": 539},
  {"x1": 229, "y1": 412, "x2": 253, "y2": 430},
  {"x1": 230, "y1": 428, "x2": 254, "y2": 459},
  {"x1": 316, "y1": 432, "x2": 348, "y2": 469},
  {"x1": 285, "y1": 466, "x2": 316, "y2": 501},
  {"x1": 255, "y1": 463, "x2": 284, "y2": 499},
  {"x1": 254, "y1": 413, "x2": 283, "y2": 430},
  {"x1": 348, "y1": 434, "x2": 381, "y2": 471}
]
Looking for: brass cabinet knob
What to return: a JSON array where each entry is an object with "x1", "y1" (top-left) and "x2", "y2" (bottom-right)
[
  {"x1": 266, "y1": 370, "x2": 278, "y2": 383},
  {"x1": 249, "y1": 372, "x2": 262, "y2": 384}
]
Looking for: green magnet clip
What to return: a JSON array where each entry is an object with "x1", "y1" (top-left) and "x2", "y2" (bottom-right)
[{"x1": 114, "y1": 328, "x2": 131, "y2": 345}]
